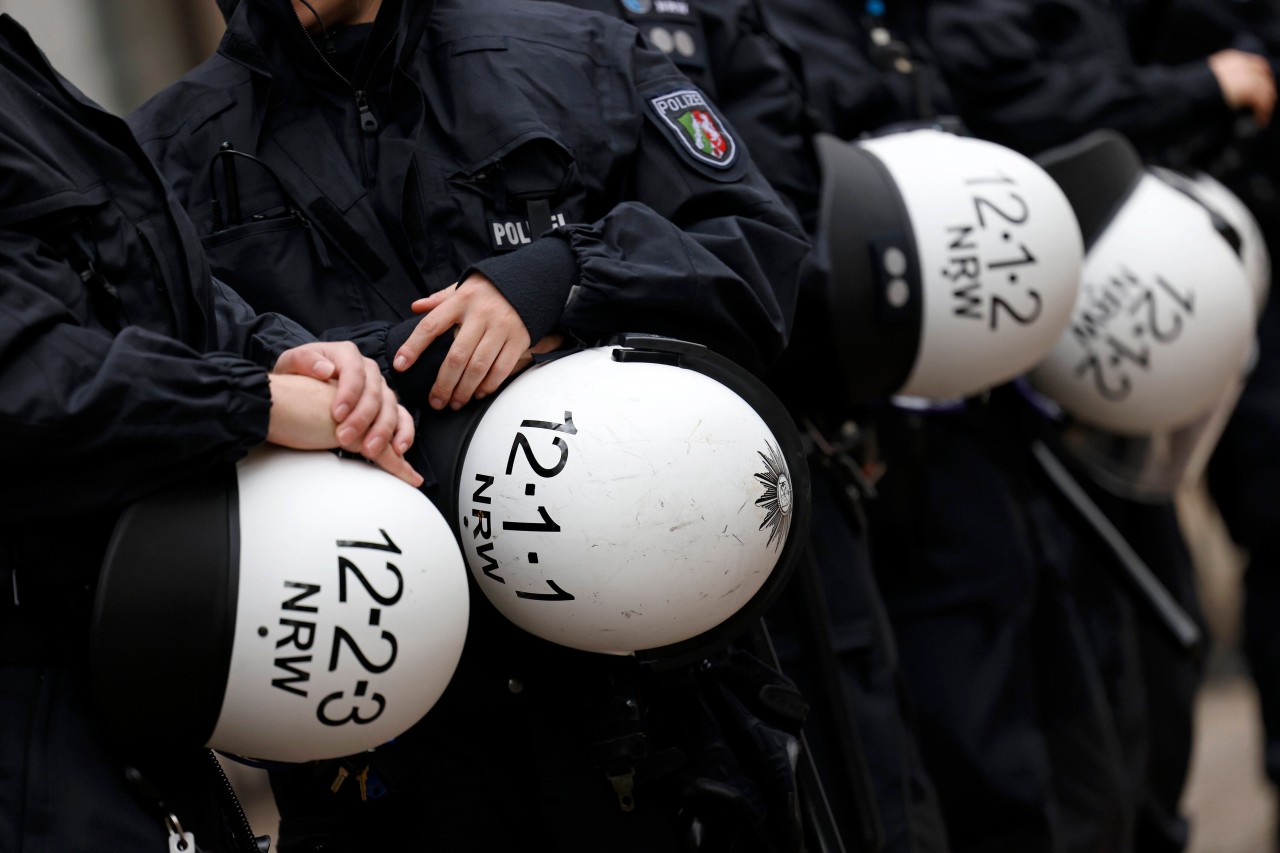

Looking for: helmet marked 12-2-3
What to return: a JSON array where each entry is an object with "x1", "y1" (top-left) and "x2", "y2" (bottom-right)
[
  {"x1": 420, "y1": 334, "x2": 810, "y2": 666},
  {"x1": 91, "y1": 447, "x2": 470, "y2": 763}
]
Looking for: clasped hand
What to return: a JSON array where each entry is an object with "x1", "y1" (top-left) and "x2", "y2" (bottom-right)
[{"x1": 269, "y1": 341, "x2": 422, "y2": 486}]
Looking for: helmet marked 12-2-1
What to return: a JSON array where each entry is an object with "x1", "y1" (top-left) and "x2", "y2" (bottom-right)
[
  {"x1": 91, "y1": 447, "x2": 470, "y2": 763},
  {"x1": 420, "y1": 334, "x2": 810, "y2": 665},
  {"x1": 813, "y1": 125, "x2": 1084, "y2": 405}
]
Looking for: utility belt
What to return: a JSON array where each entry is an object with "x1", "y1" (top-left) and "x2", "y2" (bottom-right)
[
  {"x1": 795, "y1": 411, "x2": 884, "y2": 533},
  {"x1": 273, "y1": 649, "x2": 808, "y2": 852}
]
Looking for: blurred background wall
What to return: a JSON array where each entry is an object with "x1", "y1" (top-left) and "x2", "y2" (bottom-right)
[{"x1": 0, "y1": 0, "x2": 222, "y2": 113}]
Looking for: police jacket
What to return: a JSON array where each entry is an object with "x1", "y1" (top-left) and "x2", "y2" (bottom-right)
[
  {"x1": 539, "y1": 0, "x2": 820, "y2": 233},
  {"x1": 761, "y1": 0, "x2": 958, "y2": 140},
  {"x1": 924, "y1": 0, "x2": 1234, "y2": 158},
  {"x1": 0, "y1": 14, "x2": 309, "y2": 619},
  {"x1": 129, "y1": 0, "x2": 807, "y2": 403}
]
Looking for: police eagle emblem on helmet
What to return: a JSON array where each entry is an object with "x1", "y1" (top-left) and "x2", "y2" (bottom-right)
[{"x1": 754, "y1": 442, "x2": 792, "y2": 550}]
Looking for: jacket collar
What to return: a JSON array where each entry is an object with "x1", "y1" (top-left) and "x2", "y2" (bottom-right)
[{"x1": 218, "y1": 0, "x2": 433, "y2": 84}]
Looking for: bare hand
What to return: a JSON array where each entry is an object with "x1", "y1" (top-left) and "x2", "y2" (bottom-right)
[
  {"x1": 266, "y1": 373, "x2": 423, "y2": 487},
  {"x1": 1209, "y1": 49, "x2": 1276, "y2": 127},
  {"x1": 392, "y1": 275, "x2": 532, "y2": 410},
  {"x1": 273, "y1": 340, "x2": 414, "y2": 459},
  {"x1": 500, "y1": 333, "x2": 566, "y2": 395}
]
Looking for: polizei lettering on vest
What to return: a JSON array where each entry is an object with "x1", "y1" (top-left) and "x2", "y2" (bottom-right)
[{"x1": 491, "y1": 212, "x2": 568, "y2": 249}]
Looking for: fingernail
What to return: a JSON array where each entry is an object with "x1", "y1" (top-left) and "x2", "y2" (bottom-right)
[
  {"x1": 338, "y1": 426, "x2": 355, "y2": 446},
  {"x1": 393, "y1": 355, "x2": 408, "y2": 371},
  {"x1": 450, "y1": 401, "x2": 462, "y2": 411},
  {"x1": 430, "y1": 397, "x2": 444, "y2": 410},
  {"x1": 334, "y1": 404, "x2": 350, "y2": 421},
  {"x1": 475, "y1": 391, "x2": 486, "y2": 400},
  {"x1": 365, "y1": 437, "x2": 385, "y2": 458}
]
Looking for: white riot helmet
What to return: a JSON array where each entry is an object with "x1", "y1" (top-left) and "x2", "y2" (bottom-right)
[
  {"x1": 91, "y1": 446, "x2": 469, "y2": 763},
  {"x1": 1026, "y1": 131, "x2": 1260, "y2": 498},
  {"x1": 812, "y1": 125, "x2": 1083, "y2": 404},
  {"x1": 421, "y1": 335, "x2": 809, "y2": 665},
  {"x1": 1152, "y1": 167, "x2": 1271, "y2": 314},
  {"x1": 1029, "y1": 131, "x2": 1256, "y2": 435}
]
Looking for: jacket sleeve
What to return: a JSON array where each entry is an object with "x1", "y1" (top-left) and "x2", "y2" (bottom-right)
[
  {"x1": 469, "y1": 31, "x2": 809, "y2": 378},
  {"x1": 926, "y1": 0, "x2": 1230, "y2": 156},
  {"x1": 211, "y1": 276, "x2": 316, "y2": 368},
  {"x1": 0, "y1": 234, "x2": 273, "y2": 517},
  {"x1": 704, "y1": 0, "x2": 822, "y2": 235}
]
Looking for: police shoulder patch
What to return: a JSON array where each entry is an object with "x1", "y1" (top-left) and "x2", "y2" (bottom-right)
[{"x1": 648, "y1": 88, "x2": 737, "y2": 169}]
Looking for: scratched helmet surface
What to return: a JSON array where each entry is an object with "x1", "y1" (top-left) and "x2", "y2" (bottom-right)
[
  {"x1": 814, "y1": 126, "x2": 1083, "y2": 403},
  {"x1": 91, "y1": 446, "x2": 469, "y2": 763},
  {"x1": 435, "y1": 336, "x2": 809, "y2": 663},
  {"x1": 1029, "y1": 131, "x2": 1256, "y2": 436}
]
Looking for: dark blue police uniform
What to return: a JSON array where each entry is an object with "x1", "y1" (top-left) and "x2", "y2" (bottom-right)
[
  {"x1": 526, "y1": 3, "x2": 949, "y2": 851},
  {"x1": 130, "y1": 1, "x2": 811, "y2": 850},
  {"x1": 925, "y1": 0, "x2": 1233, "y2": 165},
  {"x1": 923, "y1": 1, "x2": 1236, "y2": 848},
  {"x1": 0, "y1": 13, "x2": 313, "y2": 853},
  {"x1": 131, "y1": 0, "x2": 804, "y2": 383},
  {"x1": 760, "y1": 1, "x2": 1154, "y2": 850},
  {"x1": 1135, "y1": 0, "x2": 1280, "y2": 826}
]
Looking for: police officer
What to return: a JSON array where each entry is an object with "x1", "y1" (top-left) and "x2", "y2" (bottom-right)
[
  {"x1": 921, "y1": 1, "x2": 1277, "y2": 848},
  {"x1": 925, "y1": 0, "x2": 1275, "y2": 166},
  {"x1": 129, "y1": 0, "x2": 808, "y2": 849},
  {"x1": 1134, "y1": 0, "x2": 1280, "y2": 829},
  {"x1": 517, "y1": 2, "x2": 949, "y2": 851},
  {"x1": 0, "y1": 11, "x2": 419, "y2": 852},
  {"x1": 759, "y1": 2, "x2": 1157, "y2": 851}
]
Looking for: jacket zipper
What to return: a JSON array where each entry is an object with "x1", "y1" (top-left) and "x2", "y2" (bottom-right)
[
  {"x1": 208, "y1": 750, "x2": 261, "y2": 853},
  {"x1": 292, "y1": 8, "x2": 398, "y2": 136}
]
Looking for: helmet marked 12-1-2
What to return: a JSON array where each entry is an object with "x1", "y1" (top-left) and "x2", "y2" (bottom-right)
[
  {"x1": 420, "y1": 334, "x2": 810, "y2": 665},
  {"x1": 814, "y1": 125, "x2": 1084, "y2": 404},
  {"x1": 91, "y1": 447, "x2": 470, "y2": 763}
]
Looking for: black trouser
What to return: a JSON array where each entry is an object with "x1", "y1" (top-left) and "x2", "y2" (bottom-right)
[
  {"x1": 0, "y1": 582, "x2": 245, "y2": 853},
  {"x1": 0, "y1": 659, "x2": 240, "y2": 853},
  {"x1": 768, "y1": 461, "x2": 948, "y2": 853},
  {"x1": 867, "y1": 407, "x2": 1139, "y2": 853},
  {"x1": 271, "y1": 599, "x2": 808, "y2": 853}
]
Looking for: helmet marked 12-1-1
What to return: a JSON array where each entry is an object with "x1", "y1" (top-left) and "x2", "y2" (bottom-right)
[
  {"x1": 420, "y1": 334, "x2": 809, "y2": 665},
  {"x1": 1029, "y1": 131, "x2": 1257, "y2": 437},
  {"x1": 90, "y1": 446, "x2": 470, "y2": 763},
  {"x1": 813, "y1": 125, "x2": 1084, "y2": 404}
]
